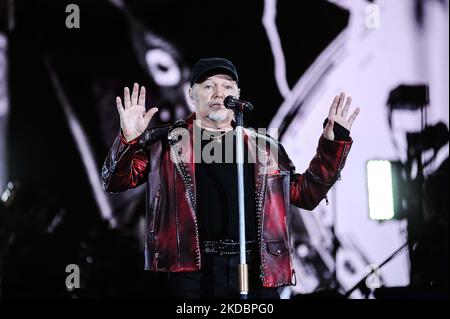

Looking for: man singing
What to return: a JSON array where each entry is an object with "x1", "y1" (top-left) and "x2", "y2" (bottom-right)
[{"x1": 101, "y1": 57, "x2": 360, "y2": 298}]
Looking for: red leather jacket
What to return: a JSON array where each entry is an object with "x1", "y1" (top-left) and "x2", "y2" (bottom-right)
[{"x1": 101, "y1": 113, "x2": 352, "y2": 287}]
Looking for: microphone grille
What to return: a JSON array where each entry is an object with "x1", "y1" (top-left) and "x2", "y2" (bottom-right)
[{"x1": 224, "y1": 95, "x2": 237, "y2": 109}]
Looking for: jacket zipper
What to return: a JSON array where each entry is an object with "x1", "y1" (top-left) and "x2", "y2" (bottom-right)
[
  {"x1": 325, "y1": 143, "x2": 351, "y2": 206},
  {"x1": 335, "y1": 143, "x2": 351, "y2": 182},
  {"x1": 150, "y1": 192, "x2": 160, "y2": 241}
]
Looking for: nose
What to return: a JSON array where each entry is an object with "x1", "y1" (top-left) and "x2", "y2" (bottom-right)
[{"x1": 213, "y1": 86, "x2": 225, "y2": 99}]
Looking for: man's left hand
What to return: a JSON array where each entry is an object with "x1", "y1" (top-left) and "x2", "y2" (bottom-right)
[{"x1": 323, "y1": 92, "x2": 360, "y2": 141}]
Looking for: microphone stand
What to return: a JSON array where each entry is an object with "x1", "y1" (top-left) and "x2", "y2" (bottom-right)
[
  {"x1": 234, "y1": 109, "x2": 249, "y2": 299},
  {"x1": 225, "y1": 95, "x2": 254, "y2": 299}
]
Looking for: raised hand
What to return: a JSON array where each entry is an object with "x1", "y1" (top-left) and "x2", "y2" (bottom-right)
[
  {"x1": 116, "y1": 83, "x2": 158, "y2": 142},
  {"x1": 323, "y1": 92, "x2": 360, "y2": 141}
]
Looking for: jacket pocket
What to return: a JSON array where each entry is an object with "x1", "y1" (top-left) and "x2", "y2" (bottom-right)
[{"x1": 266, "y1": 241, "x2": 289, "y2": 256}]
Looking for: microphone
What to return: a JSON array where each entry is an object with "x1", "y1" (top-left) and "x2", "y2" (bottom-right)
[{"x1": 224, "y1": 96, "x2": 254, "y2": 112}]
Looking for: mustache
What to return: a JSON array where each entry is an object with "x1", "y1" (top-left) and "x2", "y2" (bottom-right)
[{"x1": 209, "y1": 100, "x2": 224, "y2": 106}]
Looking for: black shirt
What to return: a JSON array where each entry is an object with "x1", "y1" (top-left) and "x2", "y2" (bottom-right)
[{"x1": 195, "y1": 129, "x2": 256, "y2": 241}]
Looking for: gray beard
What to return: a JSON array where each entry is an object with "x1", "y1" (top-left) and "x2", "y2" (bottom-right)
[{"x1": 207, "y1": 109, "x2": 229, "y2": 122}]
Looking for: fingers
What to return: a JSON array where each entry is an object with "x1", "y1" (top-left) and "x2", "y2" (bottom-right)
[
  {"x1": 328, "y1": 95, "x2": 339, "y2": 117},
  {"x1": 116, "y1": 96, "x2": 124, "y2": 114},
  {"x1": 144, "y1": 107, "x2": 159, "y2": 124},
  {"x1": 124, "y1": 87, "x2": 131, "y2": 109},
  {"x1": 131, "y1": 82, "x2": 139, "y2": 106},
  {"x1": 330, "y1": 92, "x2": 352, "y2": 117},
  {"x1": 342, "y1": 96, "x2": 352, "y2": 118},
  {"x1": 336, "y1": 92, "x2": 346, "y2": 115},
  {"x1": 348, "y1": 107, "x2": 360, "y2": 128},
  {"x1": 124, "y1": 83, "x2": 145, "y2": 108},
  {"x1": 138, "y1": 86, "x2": 146, "y2": 107}
]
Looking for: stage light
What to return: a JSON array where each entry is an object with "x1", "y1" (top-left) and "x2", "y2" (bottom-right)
[{"x1": 366, "y1": 160, "x2": 402, "y2": 221}]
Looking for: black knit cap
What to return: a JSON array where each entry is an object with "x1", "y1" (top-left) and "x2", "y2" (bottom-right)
[{"x1": 190, "y1": 57, "x2": 239, "y2": 87}]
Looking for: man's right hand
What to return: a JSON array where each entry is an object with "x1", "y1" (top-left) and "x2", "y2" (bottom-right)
[{"x1": 116, "y1": 83, "x2": 159, "y2": 142}]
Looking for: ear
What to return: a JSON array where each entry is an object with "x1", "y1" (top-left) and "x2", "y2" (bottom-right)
[
  {"x1": 237, "y1": 88, "x2": 241, "y2": 99},
  {"x1": 188, "y1": 87, "x2": 196, "y2": 105}
]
